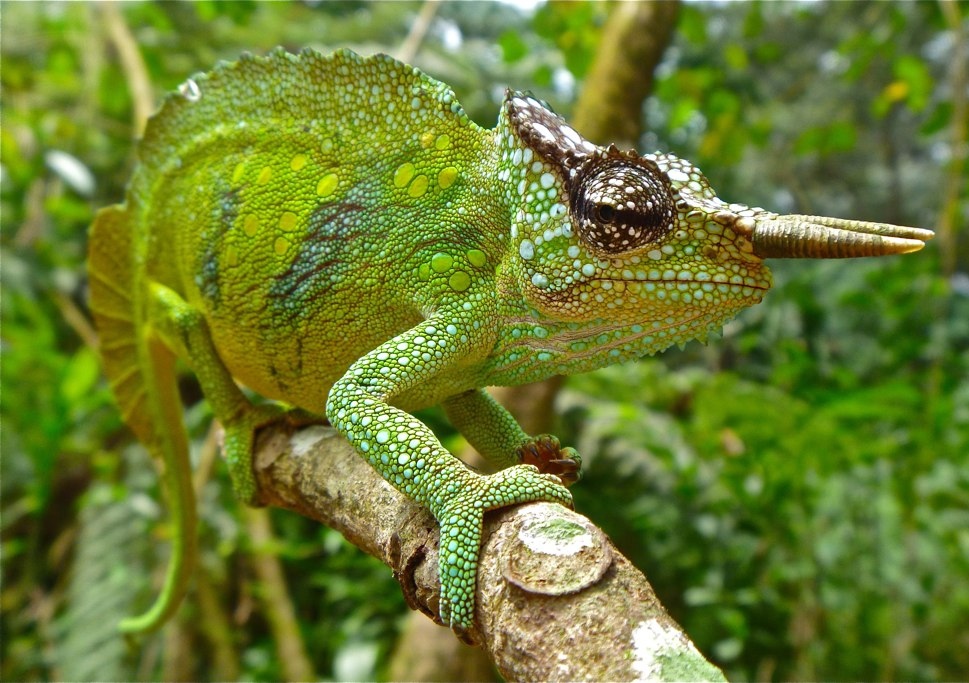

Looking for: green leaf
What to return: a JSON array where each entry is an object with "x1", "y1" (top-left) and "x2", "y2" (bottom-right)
[
  {"x1": 532, "y1": 63, "x2": 553, "y2": 88},
  {"x1": 741, "y1": 3, "x2": 765, "y2": 39},
  {"x1": 60, "y1": 347, "x2": 100, "y2": 404},
  {"x1": 825, "y1": 120, "x2": 857, "y2": 153},
  {"x1": 793, "y1": 121, "x2": 856, "y2": 156},
  {"x1": 893, "y1": 54, "x2": 932, "y2": 112},
  {"x1": 724, "y1": 44, "x2": 749, "y2": 72},
  {"x1": 498, "y1": 29, "x2": 528, "y2": 64},
  {"x1": 532, "y1": 1, "x2": 604, "y2": 79},
  {"x1": 919, "y1": 101, "x2": 952, "y2": 136},
  {"x1": 678, "y1": 5, "x2": 708, "y2": 44}
]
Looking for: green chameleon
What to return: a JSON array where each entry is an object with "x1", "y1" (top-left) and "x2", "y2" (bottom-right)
[{"x1": 88, "y1": 48, "x2": 932, "y2": 635}]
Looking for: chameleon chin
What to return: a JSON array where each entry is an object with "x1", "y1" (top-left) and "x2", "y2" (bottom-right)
[{"x1": 88, "y1": 47, "x2": 933, "y2": 635}]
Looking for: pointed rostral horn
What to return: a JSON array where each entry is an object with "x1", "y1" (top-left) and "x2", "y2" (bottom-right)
[{"x1": 750, "y1": 214, "x2": 934, "y2": 259}]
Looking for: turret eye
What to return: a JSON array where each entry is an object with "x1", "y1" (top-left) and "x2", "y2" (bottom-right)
[
  {"x1": 571, "y1": 159, "x2": 675, "y2": 255},
  {"x1": 595, "y1": 204, "x2": 617, "y2": 223}
]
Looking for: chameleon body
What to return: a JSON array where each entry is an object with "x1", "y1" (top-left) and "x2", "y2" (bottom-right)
[{"x1": 88, "y1": 48, "x2": 932, "y2": 634}]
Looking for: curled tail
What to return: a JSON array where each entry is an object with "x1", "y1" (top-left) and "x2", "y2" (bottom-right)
[{"x1": 88, "y1": 205, "x2": 197, "y2": 634}]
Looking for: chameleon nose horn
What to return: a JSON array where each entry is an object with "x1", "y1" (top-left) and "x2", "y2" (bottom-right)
[{"x1": 749, "y1": 214, "x2": 934, "y2": 259}]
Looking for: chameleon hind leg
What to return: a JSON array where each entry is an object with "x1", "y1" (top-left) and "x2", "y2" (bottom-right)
[
  {"x1": 444, "y1": 388, "x2": 582, "y2": 486},
  {"x1": 147, "y1": 283, "x2": 290, "y2": 504},
  {"x1": 326, "y1": 310, "x2": 574, "y2": 630}
]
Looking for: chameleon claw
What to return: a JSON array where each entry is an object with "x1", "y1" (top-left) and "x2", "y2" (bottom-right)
[{"x1": 518, "y1": 435, "x2": 582, "y2": 486}]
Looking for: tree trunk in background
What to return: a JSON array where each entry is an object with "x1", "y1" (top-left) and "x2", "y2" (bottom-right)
[
  {"x1": 573, "y1": 0, "x2": 680, "y2": 147},
  {"x1": 387, "y1": 2, "x2": 680, "y2": 679},
  {"x1": 388, "y1": 613, "x2": 497, "y2": 682}
]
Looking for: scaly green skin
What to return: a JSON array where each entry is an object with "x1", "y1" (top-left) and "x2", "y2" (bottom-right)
[{"x1": 88, "y1": 48, "x2": 931, "y2": 635}]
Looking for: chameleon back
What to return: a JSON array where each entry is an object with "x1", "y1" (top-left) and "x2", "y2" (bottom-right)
[{"x1": 98, "y1": 49, "x2": 502, "y2": 413}]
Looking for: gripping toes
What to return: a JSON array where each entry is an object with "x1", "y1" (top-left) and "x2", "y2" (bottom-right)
[
  {"x1": 436, "y1": 465, "x2": 574, "y2": 629},
  {"x1": 518, "y1": 435, "x2": 583, "y2": 486},
  {"x1": 437, "y1": 507, "x2": 484, "y2": 629},
  {"x1": 479, "y1": 464, "x2": 574, "y2": 508},
  {"x1": 222, "y1": 403, "x2": 322, "y2": 504}
]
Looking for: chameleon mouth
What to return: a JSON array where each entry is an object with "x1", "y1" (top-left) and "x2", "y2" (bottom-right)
[
  {"x1": 597, "y1": 274, "x2": 771, "y2": 292},
  {"x1": 497, "y1": 300, "x2": 752, "y2": 378},
  {"x1": 584, "y1": 272, "x2": 772, "y2": 311},
  {"x1": 524, "y1": 268, "x2": 770, "y2": 330}
]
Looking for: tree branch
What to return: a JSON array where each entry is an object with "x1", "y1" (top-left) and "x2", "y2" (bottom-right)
[
  {"x1": 572, "y1": 0, "x2": 680, "y2": 147},
  {"x1": 249, "y1": 422, "x2": 725, "y2": 682}
]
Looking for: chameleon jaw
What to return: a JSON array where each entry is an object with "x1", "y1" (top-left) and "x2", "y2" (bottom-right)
[{"x1": 745, "y1": 213, "x2": 934, "y2": 259}]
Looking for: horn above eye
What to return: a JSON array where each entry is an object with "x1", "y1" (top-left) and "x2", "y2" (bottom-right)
[{"x1": 571, "y1": 159, "x2": 675, "y2": 255}]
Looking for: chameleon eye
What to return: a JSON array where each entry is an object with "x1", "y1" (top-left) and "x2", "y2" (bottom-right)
[
  {"x1": 572, "y1": 159, "x2": 675, "y2": 255},
  {"x1": 594, "y1": 203, "x2": 617, "y2": 223}
]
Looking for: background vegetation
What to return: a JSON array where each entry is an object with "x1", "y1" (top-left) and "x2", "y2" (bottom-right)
[{"x1": 2, "y1": 1, "x2": 966, "y2": 681}]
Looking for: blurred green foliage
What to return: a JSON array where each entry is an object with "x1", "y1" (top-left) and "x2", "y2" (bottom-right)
[{"x1": 1, "y1": 1, "x2": 965, "y2": 681}]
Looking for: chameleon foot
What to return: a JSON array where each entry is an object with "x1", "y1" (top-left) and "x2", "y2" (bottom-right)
[
  {"x1": 436, "y1": 464, "x2": 573, "y2": 629},
  {"x1": 518, "y1": 435, "x2": 582, "y2": 486},
  {"x1": 221, "y1": 404, "x2": 322, "y2": 504}
]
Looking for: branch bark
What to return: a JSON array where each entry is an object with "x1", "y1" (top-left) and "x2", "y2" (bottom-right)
[{"x1": 249, "y1": 422, "x2": 725, "y2": 682}]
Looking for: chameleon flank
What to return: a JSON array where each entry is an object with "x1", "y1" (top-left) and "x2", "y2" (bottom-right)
[{"x1": 88, "y1": 48, "x2": 932, "y2": 635}]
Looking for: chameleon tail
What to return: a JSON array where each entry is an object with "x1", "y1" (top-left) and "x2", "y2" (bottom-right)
[{"x1": 88, "y1": 205, "x2": 198, "y2": 634}]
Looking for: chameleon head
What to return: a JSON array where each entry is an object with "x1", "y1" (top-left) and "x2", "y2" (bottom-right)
[{"x1": 495, "y1": 93, "x2": 932, "y2": 365}]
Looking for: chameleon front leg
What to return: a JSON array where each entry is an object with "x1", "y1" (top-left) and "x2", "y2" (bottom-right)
[
  {"x1": 326, "y1": 315, "x2": 573, "y2": 630},
  {"x1": 443, "y1": 388, "x2": 582, "y2": 485}
]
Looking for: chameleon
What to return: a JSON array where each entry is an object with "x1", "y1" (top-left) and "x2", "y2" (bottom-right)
[{"x1": 88, "y1": 48, "x2": 932, "y2": 636}]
